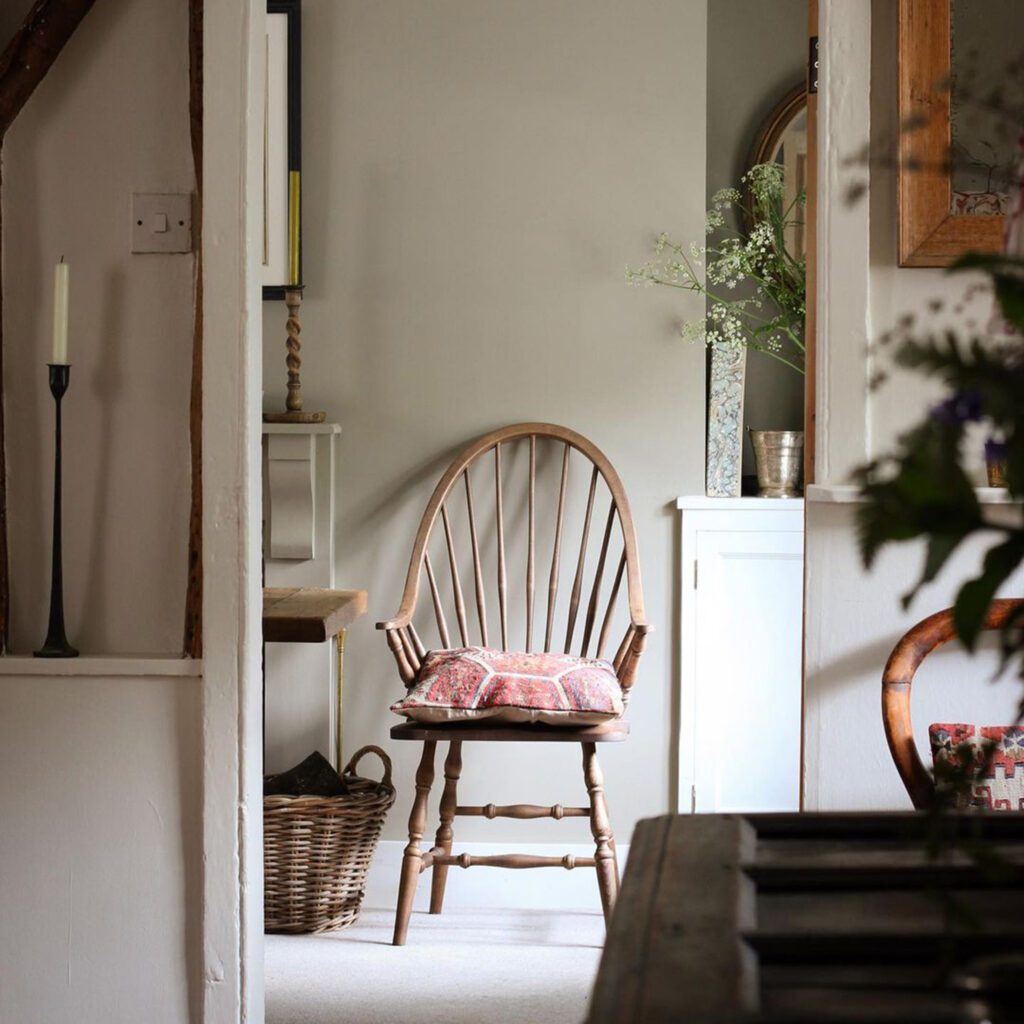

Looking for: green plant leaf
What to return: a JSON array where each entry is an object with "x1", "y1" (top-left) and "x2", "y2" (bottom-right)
[
  {"x1": 902, "y1": 532, "x2": 964, "y2": 609},
  {"x1": 953, "y1": 533, "x2": 1024, "y2": 651},
  {"x1": 993, "y1": 273, "x2": 1024, "y2": 330}
]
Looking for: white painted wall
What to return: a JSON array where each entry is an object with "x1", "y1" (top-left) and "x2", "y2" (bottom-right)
[
  {"x1": 0, "y1": 668, "x2": 202, "y2": 1024},
  {"x1": 804, "y1": 0, "x2": 1024, "y2": 811},
  {"x1": 3, "y1": 0, "x2": 193, "y2": 656},
  {"x1": 263, "y1": 0, "x2": 709, "y2": 845}
]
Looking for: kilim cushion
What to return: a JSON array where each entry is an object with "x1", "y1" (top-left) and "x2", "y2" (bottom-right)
[
  {"x1": 390, "y1": 646, "x2": 625, "y2": 725},
  {"x1": 929, "y1": 723, "x2": 1024, "y2": 811}
]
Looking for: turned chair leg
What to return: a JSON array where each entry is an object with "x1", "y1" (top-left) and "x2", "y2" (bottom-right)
[
  {"x1": 582, "y1": 741, "x2": 619, "y2": 925},
  {"x1": 430, "y1": 741, "x2": 463, "y2": 914},
  {"x1": 393, "y1": 740, "x2": 437, "y2": 945}
]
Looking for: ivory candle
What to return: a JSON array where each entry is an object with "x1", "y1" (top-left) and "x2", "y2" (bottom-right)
[{"x1": 52, "y1": 260, "x2": 69, "y2": 364}]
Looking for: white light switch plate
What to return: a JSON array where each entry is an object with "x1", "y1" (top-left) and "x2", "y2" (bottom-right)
[{"x1": 131, "y1": 193, "x2": 193, "y2": 254}]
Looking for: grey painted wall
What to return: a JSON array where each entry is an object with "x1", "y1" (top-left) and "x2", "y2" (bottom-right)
[
  {"x1": 707, "y1": 0, "x2": 807, "y2": 475},
  {"x1": 264, "y1": 0, "x2": 709, "y2": 844}
]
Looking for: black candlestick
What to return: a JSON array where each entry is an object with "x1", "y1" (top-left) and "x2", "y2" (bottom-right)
[{"x1": 35, "y1": 363, "x2": 78, "y2": 658}]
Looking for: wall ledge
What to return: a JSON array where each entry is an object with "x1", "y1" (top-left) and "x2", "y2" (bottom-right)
[
  {"x1": 0, "y1": 655, "x2": 203, "y2": 677},
  {"x1": 807, "y1": 483, "x2": 1015, "y2": 505},
  {"x1": 676, "y1": 494, "x2": 805, "y2": 511}
]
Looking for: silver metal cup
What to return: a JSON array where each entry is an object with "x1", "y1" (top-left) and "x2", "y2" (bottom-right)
[{"x1": 748, "y1": 429, "x2": 804, "y2": 498}]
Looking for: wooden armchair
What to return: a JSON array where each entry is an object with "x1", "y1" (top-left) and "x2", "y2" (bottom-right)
[
  {"x1": 379, "y1": 422, "x2": 651, "y2": 944},
  {"x1": 881, "y1": 598, "x2": 1024, "y2": 808}
]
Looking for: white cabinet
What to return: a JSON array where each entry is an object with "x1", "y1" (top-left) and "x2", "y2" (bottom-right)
[{"x1": 677, "y1": 497, "x2": 804, "y2": 814}]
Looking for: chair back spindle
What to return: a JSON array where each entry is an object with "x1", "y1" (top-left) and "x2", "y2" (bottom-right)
[
  {"x1": 495, "y1": 443, "x2": 509, "y2": 650},
  {"x1": 463, "y1": 470, "x2": 489, "y2": 647},
  {"x1": 544, "y1": 443, "x2": 571, "y2": 653}
]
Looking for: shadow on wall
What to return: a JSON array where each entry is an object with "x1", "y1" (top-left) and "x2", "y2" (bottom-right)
[
  {"x1": 79, "y1": 268, "x2": 124, "y2": 650},
  {"x1": 811, "y1": 614, "x2": 1009, "y2": 698}
]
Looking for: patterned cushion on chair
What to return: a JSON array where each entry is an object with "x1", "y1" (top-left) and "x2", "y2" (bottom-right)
[
  {"x1": 929, "y1": 723, "x2": 1024, "y2": 811},
  {"x1": 390, "y1": 647, "x2": 625, "y2": 725}
]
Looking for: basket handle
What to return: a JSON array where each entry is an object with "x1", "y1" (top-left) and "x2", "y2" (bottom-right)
[{"x1": 342, "y1": 744, "x2": 393, "y2": 789}]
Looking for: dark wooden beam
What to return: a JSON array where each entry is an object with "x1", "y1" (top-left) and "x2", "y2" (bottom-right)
[
  {"x1": 0, "y1": 0, "x2": 98, "y2": 137},
  {"x1": 183, "y1": 0, "x2": 203, "y2": 658}
]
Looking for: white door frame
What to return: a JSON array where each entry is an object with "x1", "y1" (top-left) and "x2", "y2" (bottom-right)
[{"x1": 202, "y1": 1, "x2": 265, "y2": 1021}]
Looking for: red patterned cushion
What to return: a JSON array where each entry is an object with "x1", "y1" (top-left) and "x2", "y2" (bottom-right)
[
  {"x1": 390, "y1": 647, "x2": 624, "y2": 725},
  {"x1": 929, "y1": 723, "x2": 1024, "y2": 811}
]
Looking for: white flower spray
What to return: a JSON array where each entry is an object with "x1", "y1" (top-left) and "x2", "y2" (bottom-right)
[{"x1": 626, "y1": 163, "x2": 806, "y2": 375}]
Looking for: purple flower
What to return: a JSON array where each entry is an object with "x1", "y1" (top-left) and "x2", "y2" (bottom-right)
[{"x1": 930, "y1": 390, "x2": 984, "y2": 424}]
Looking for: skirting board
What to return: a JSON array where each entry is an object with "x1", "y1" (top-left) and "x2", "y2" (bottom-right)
[{"x1": 363, "y1": 842, "x2": 630, "y2": 913}]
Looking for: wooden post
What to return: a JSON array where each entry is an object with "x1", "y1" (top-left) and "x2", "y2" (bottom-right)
[
  {"x1": 183, "y1": 0, "x2": 203, "y2": 658},
  {"x1": 804, "y1": 0, "x2": 818, "y2": 488}
]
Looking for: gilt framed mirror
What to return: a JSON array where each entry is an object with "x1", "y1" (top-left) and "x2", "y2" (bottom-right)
[{"x1": 897, "y1": 0, "x2": 1009, "y2": 267}]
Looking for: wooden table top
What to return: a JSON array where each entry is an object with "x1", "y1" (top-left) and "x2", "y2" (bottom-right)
[
  {"x1": 589, "y1": 812, "x2": 1024, "y2": 1024},
  {"x1": 262, "y1": 587, "x2": 368, "y2": 643}
]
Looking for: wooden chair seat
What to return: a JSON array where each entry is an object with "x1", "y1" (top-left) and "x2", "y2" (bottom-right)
[
  {"x1": 380, "y1": 423, "x2": 651, "y2": 944},
  {"x1": 390, "y1": 720, "x2": 630, "y2": 743}
]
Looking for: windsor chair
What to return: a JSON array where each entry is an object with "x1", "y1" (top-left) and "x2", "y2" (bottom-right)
[
  {"x1": 379, "y1": 422, "x2": 651, "y2": 945},
  {"x1": 882, "y1": 598, "x2": 1024, "y2": 808}
]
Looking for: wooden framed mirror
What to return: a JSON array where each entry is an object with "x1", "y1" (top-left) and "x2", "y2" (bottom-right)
[
  {"x1": 897, "y1": 0, "x2": 1008, "y2": 267},
  {"x1": 746, "y1": 82, "x2": 808, "y2": 260}
]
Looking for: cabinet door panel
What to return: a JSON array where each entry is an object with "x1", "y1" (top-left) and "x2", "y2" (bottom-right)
[{"x1": 693, "y1": 529, "x2": 803, "y2": 812}]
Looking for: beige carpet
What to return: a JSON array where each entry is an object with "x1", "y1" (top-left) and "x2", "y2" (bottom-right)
[{"x1": 265, "y1": 906, "x2": 606, "y2": 1024}]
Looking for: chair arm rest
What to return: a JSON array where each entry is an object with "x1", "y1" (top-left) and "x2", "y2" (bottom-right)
[
  {"x1": 616, "y1": 625, "x2": 651, "y2": 692},
  {"x1": 380, "y1": 624, "x2": 418, "y2": 686}
]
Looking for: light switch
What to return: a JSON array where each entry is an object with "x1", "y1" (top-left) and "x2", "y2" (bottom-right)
[{"x1": 131, "y1": 193, "x2": 192, "y2": 254}]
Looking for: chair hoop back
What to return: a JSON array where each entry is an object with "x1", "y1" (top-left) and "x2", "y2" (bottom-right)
[
  {"x1": 379, "y1": 423, "x2": 650, "y2": 690},
  {"x1": 881, "y1": 597, "x2": 1024, "y2": 808}
]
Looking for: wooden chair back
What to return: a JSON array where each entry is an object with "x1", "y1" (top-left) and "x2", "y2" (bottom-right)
[
  {"x1": 378, "y1": 423, "x2": 651, "y2": 693},
  {"x1": 881, "y1": 597, "x2": 1024, "y2": 808}
]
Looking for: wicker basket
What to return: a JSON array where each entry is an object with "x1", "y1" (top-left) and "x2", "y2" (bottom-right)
[{"x1": 264, "y1": 745, "x2": 395, "y2": 934}]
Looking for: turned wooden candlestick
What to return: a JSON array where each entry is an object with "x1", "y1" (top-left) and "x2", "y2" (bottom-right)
[{"x1": 263, "y1": 286, "x2": 326, "y2": 424}]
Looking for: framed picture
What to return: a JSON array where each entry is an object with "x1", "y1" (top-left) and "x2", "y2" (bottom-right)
[
  {"x1": 262, "y1": 0, "x2": 301, "y2": 298},
  {"x1": 897, "y1": 0, "x2": 1004, "y2": 267}
]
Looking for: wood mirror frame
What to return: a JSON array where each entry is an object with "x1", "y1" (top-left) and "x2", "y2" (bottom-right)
[
  {"x1": 743, "y1": 81, "x2": 807, "y2": 230},
  {"x1": 897, "y1": 0, "x2": 1003, "y2": 267},
  {"x1": 748, "y1": 82, "x2": 807, "y2": 174}
]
